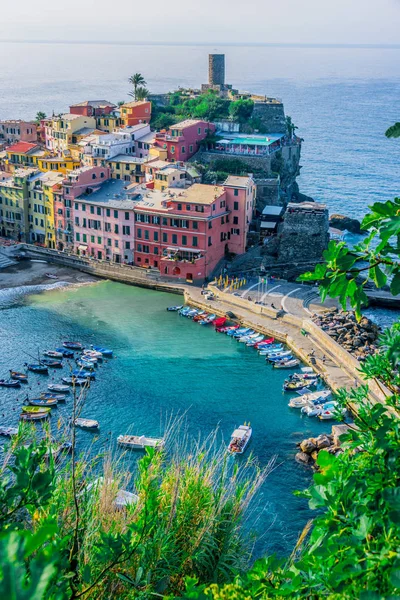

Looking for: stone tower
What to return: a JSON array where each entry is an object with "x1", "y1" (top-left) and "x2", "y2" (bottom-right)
[{"x1": 209, "y1": 54, "x2": 225, "y2": 86}]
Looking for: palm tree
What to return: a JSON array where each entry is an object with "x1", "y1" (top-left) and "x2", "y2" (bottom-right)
[
  {"x1": 117, "y1": 101, "x2": 125, "y2": 107},
  {"x1": 135, "y1": 86, "x2": 150, "y2": 102},
  {"x1": 35, "y1": 111, "x2": 46, "y2": 124},
  {"x1": 128, "y1": 73, "x2": 147, "y2": 100}
]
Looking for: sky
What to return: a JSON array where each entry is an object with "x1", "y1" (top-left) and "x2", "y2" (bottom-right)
[{"x1": 1, "y1": 0, "x2": 400, "y2": 46}]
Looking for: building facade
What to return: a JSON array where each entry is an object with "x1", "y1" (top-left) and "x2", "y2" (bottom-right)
[
  {"x1": 160, "y1": 120, "x2": 215, "y2": 162},
  {"x1": 28, "y1": 171, "x2": 64, "y2": 248},
  {"x1": 45, "y1": 114, "x2": 97, "y2": 153},
  {"x1": 120, "y1": 101, "x2": 152, "y2": 126},
  {"x1": 69, "y1": 100, "x2": 116, "y2": 118},
  {"x1": 0, "y1": 168, "x2": 38, "y2": 241},
  {"x1": 0, "y1": 121, "x2": 37, "y2": 146}
]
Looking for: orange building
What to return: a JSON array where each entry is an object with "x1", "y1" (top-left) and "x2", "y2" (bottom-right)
[{"x1": 120, "y1": 101, "x2": 152, "y2": 127}]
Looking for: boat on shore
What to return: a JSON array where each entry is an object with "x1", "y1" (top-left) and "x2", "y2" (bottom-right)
[
  {"x1": 75, "y1": 418, "x2": 99, "y2": 430},
  {"x1": 63, "y1": 341, "x2": 83, "y2": 350},
  {"x1": 117, "y1": 434, "x2": 165, "y2": 450},
  {"x1": 26, "y1": 364, "x2": 49, "y2": 374},
  {"x1": 0, "y1": 379, "x2": 21, "y2": 388},
  {"x1": 228, "y1": 424, "x2": 252, "y2": 454},
  {"x1": 48, "y1": 384, "x2": 70, "y2": 393},
  {"x1": 10, "y1": 371, "x2": 28, "y2": 382}
]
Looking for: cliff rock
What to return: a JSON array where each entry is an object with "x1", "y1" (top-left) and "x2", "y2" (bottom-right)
[{"x1": 329, "y1": 214, "x2": 362, "y2": 234}]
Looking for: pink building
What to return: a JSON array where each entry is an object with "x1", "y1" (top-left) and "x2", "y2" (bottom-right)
[
  {"x1": 159, "y1": 120, "x2": 215, "y2": 162},
  {"x1": 73, "y1": 179, "x2": 136, "y2": 263},
  {"x1": 69, "y1": 100, "x2": 116, "y2": 118},
  {"x1": 0, "y1": 120, "x2": 37, "y2": 146},
  {"x1": 55, "y1": 166, "x2": 110, "y2": 250},
  {"x1": 133, "y1": 177, "x2": 255, "y2": 282}
]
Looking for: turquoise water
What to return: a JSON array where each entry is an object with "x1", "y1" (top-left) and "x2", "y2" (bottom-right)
[{"x1": 0, "y1": 281, "x2": 329, "y2": 555}]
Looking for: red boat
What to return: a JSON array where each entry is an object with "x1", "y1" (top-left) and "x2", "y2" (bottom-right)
[
  {"x1": 255, "y1": 337, "x2": 274, "y2": 348},
  {"x1": 214, "y1": 317, "x2": 227, "y2": 328},
  {"x1": 216, "y1": 325, "x2": 239, "y2": 333}
]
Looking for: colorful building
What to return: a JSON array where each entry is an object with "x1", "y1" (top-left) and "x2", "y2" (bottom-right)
[
  {"x1": 159, "y1": 119, "x2": 215, "y2": 162},
  {"x1": 0, "y1": 168, "x2": 38, "y2": 241},
  {"x1": 55, "y1": 166, "x2": 110, "y2": 250},
  {"x1": 0, "y1": 120, "x2": 37, "y2": 146},
  {"x1": 151, "y1": 163, "x2": 202, "y2": 191},
  {"x1": 79, "y1": 132, "x2": 136, "y2": 166},
  {"x1": 69, "y1": 100, "x2": 116, "y2": 118},
  {"x1": 5, "y1": 142, "x2": 44, "y2": 170},
  {"x1": 36, "y1": 155, "x2": 80, "y2": 174},
  {"x1": 73, "y1": 179, "x2": 136, "y2": 263},
  {"x1": 223, "y1": 175, "x2": 256, "y2": 255},
  {"x1": 45, "y1": 114, "x2": 97, "y2": 153},
  {"x1": 28, "y1": 172, "x2": 64, "y2": 247},
  {"x1": 120, "y1": 101, "x2": 152, "y2": 127},
  {"x1": 107, "y1": 155, "x2": 149, "y2": 183}
]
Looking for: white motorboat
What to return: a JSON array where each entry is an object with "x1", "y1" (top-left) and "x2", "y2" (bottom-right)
[
  {"x1": 266, "y1": 351, "x2": 293, "y2": 361},
  {"x1": 48, "y1": 384, "x2": 70, "y2": 393},
  {"x1": 297, "y1": 389, "x2": 332, "y2": 403},
  {"x1": 246, "y1": 335, "x2": 264, "y2": 346},
  {"x1": 117, "y1": 434, "x2": 165, "y2": 450},
  {"x1": 75, "y1": 418, "x2": 99, "y2": 430},
  {"x1": 302, "y1": 400, "x2": 337, "y2": 417},
  {"x1": 82, "y1": 350, "x2": 103, "y2": 361},
  {"x1": 0, "y1": 426, "x2": 18, "y2": 437},
  {"x1": 274, "y1": 359, "x2": 300, "y2": 369},
  {"x1": 167, "y1": 305, "x2": 183, "y2": 311},
  {"x1": 319, "y1": 405, "x2": 346, "y2": 420},
  {"x1": 228, "y1": 424, "x2": 252, "y2": 454}
]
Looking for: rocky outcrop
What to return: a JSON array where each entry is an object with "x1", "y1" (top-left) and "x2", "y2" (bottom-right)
[
  {"x1": 296, "y1": 433, "x2": 342, "y2": 467},
  {"x1": 329, "y1": 214, "x2": 363, "y2": 234},
  {"x1": 312, "y1": 309, "x2": 380, "y2": 361}
]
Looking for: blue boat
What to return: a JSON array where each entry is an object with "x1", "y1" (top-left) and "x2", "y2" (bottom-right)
[
  {"x1": 56, "y1": 347, "x2": 74, "y2": 358},
  {"x1": 91, "y1": 345, "x2": 113, "y2": 358},
  {"x1": 72, "y1": 369, "x2": 96, "y2": 380},
  {"x1": 26, "y1": 364, "x2": 48, "y2": 374}
]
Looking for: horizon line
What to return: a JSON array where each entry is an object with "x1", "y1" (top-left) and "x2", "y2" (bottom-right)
[{"x1": 0, "y1": 39, "x2": 400, "y2": 49}]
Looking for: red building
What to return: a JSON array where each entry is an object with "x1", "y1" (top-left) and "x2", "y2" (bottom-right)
[
  {"x1": 161, "y1": 119, "x2": 215, "y2": 162},
  {"x1": 69, "y1": 100, "x2": 116, "y2": 118},
  {"x1": 120, "y1": 101, "x2": 152, "y2": 126},
  {"x1": 133, "y1": 177, "x2": 255, "y2": 282}
]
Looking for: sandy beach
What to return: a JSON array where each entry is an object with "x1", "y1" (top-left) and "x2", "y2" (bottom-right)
[{"x1": 0, "y1": 259, "x2": 98, "y2": 290}]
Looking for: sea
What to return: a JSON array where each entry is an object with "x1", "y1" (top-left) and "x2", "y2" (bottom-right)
[
  {"x1": 1, "y1": 42, "x2": 399, "y2": 219},
  {"x1": 0, "y1": 280, "x2": 329, "y2": 556}
]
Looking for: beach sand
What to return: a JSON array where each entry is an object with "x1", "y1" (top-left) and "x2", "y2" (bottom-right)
[{"x1": 0, "y1": 259, "x2": 98, "y2": 290}]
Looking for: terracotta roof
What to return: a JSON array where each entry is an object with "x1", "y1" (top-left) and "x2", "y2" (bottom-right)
[
  {"x1": 121, "y1": 100, "x2": 150, "y2": 109},
  {"x1": 7, "y1": 142, "x2": 38, "y2": 154},
  {"x1": 70, "y1": 100, "x2": 116, "y2": 108}
]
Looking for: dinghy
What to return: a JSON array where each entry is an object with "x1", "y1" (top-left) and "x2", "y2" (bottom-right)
[
  {"x1": 0, "y1": 379, "x2": 21, "y2": 388},
  {"x1": 289, "y1": 389, "x2": 331, "y2": 408},
  {"x1": 319, "y1": 405, "x2": 346, "y2": 420},
  {"x1": 0, "y1": 426, "x2": 18, "y2": 437},
  {"x1": 72, "y1": 369, "x2": 95, "y2": 380},
  {"x1": 63, "y1": 341, "x2": 83, "y2": 350},
  {"x1": 40, "y1": 359, "x2": 63, "y2": 369},
  {"x1": 40, "y1": 392, "x2": 67, "y2": 401},
  {"x1": 48, "y1": 384, "x2": 70, "y2": 393},
  {"x1": 26, "y1": 364, "x2": 48, "y2": 374},
  {"x1": 43, "y1": 350, "x2": 63, "y2": 359},
  {"x1": 82, "y1": 350, "x2": 103, "y2": 360},
  {"x1": 27, "y1": 397, "x2": 58, "y2": 407},
  {"x1": 228, "y1": 424, "x2": 252, "y2": 454},
  {"x1": 56, "y1": 347, "x2": 74, "y2": 358},
  {"x1": 75, "y1": 418, "x2": 99, "y2": 430},
  {"x1": 91, "y1": 345, "x2": 113, "y2": 357},
  {"x1": 302, "y1": 400, "x2": 337, "y2": 417},
  {"x1": 62, "y1": 376, "x2": 89, "y2": 386},
  {"x1": 273, "y1": 359, "x2": 300, "y2": 369},
  {"x1": 10, "y1": 371, "x2": 28, "y2": 382},
  {"x1": 167, "y1": 305, "x2": 183, "y2": 311},
  {"x1": 283, "y1": 379, "x2": 311, "y2": 391},
  {"x1": 266, "y1": 351, "x2": 293, "y2": 361},
  {"x1": 20, "y1": 411, "x2": 49, "y2": 421},
  {"x1": 117, "y1": 434, "x2": 165, "y2": 450}
]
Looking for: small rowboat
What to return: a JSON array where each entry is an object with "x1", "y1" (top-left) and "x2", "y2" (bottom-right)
[
  {"x1": 82, "y1": 350, "x2": 103, "y2": 360},
  {"x1": 91, "y1": 345, "x2": 113, "y2": 357},
  {"x1": 166, "y1": 305, "x2": 183, "y2": 312},
  {"x1": 0, "y1": 379, "x2": 21, "y2": 388},
  {"x1": 117, "y1": 434, "x2": 165, "y2": 450},
  {"x1": 199, "y1": 314, "x2": 216, "y2": 325},
  {"x1": 72, "y1": 369, "x2": 95, "y2": 380},
  {"x1": 40, "y1": 392, "x2": 67, "y2": 401},
  {"x1": 10, "y1": 371, "x2": 28, "y2": 382},
  {"x1": 63, "y1": 341, "x2": 83, "y2": 350},
  {"x1": 62, "y1": 377, "x2": 88, "y2": 386},
  {"x1": 40, "y1": 359, "x2": 63, "y2": 369},
  {"x1": 56, "y1": 347, "x2": 74, "y2": 358},
  {"x1": 214, "y1": 317, "x2": 227, "y2": 328},
  {"x1": 0, "y1": 426, "x2": 18, "y2": 437},
  {"x1": 43, "y1": 350, "x2": 63, "y2": 359},
  {"x1": 228, "y1": 424, "x2": 252, "y2": 455},
  {"x1": 27, "y1": 364, "x2": 48, "y2": 374},
  {"x1": 20, "y1": 411, "x2": 49, "y2": 421},
  {"x1": 76, "y1": 359, "x2": 96, "y2": 370},
  {"x1": 27, "y1": 397, "x2": 58, "y2": 407},
  {"x1": 273, "y1": 359, "x2": 300, "y2": 369},
  {"x1": 75, "y1": 418, "x2": 99, "y2": 430},
  {"x1": 283, "y1": 379, "x2": 313, "y2": 391},
  {"x1": 48, "y1": 384, "x2": 70, "y2": 393}
]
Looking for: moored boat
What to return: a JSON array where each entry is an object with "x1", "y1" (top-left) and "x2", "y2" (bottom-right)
[
  {"x1": 266, "y1": 351, "x2": 293, "y2": 361},
  {"x1": 56, "y1": 347, "x2": 74, "y2": 358},
  {"x1": 40, "y1": 392, "x2": 67, "y2": 401},
  {"x1": 62, "y1": 376, "x2": 89, "y2": 386},
  {"x1": 76, "y1": 359, "x2": 96, "y2": 370},
  {"x1": 193, "y1": 311, "x2": 207, "y2": 322},
  {"x1": 319, "y1": 405, "x2": 346, "y2": 420},
  {"x1": 82, "y1": 350, "x2": 103, "y2": 360},
  {"x1": 91, "y1": 345, "x2": 113, "y2": 357},
  {"x1": 40, "y1": 359, "x2": 63, "y2": 369},
  {"x1": 72, "y1": 369, "x2": 95, "y2": 380},
  {"x1": 214, "y1": 317, "x2": 227, "y2": 328},
  {"x1": 0, "y1": 379, "x2": 21, "y2": 388},
  {"x1": 199, "y1": 314, "x2": 216, "y2": 324},
  {"x1": 0, "y1": 426, "x2": 18, "y2": 437},
  {"x1": 117, "y1": 434, "x2": 165, "y2": 450},
  {"x1": 27, "y1": 397, "x2": 58, "y2": 407},
  {"x1": 20, "y1": 411, "x2": 49, "y2": 421},
  {"x1": 228, "y1": 424, "x2": 252, "y2": 454},
  {"x1": 26, "y1": 364, "x2": 48, "y2": 374},
  {"x1": 273, "y1": 359, "x2": 300, "y2": 369},
  {"x1": 75, "y1": 418, "x2": 99, "y2": 430},
  {"x1": 10, "y1": 371, "x2": 28, "y2": 382},
  {"x1": 289, "y1": 389, "x2": 332, "y2": 408},
  {"x1": 43, "y1": 350, "x2": 63, "y2": 359},
  {"x1": 48, "y1": 384, "x2": 70, "y2": 393},
  {"x1": 167, "y1": 305, "x2": 183, "y2": 311},
  {"x1": 63, "y1": 341, "x2": 83, "y2": 350}
]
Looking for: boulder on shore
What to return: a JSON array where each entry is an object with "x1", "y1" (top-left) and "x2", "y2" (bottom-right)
[
  {"x1": 329, "y1": 214, "x2": 362, "y2": 234},
  {"x1": 300, "y1": 439, "x2": 317, "y2": 454},
  {"x1": 295, "y1": 451, "x2": 312, "y2": 465}
]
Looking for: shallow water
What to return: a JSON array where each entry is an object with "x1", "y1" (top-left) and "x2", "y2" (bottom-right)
[{"x1": 0, "y1": 281, "x2": 331, "y2": 555}]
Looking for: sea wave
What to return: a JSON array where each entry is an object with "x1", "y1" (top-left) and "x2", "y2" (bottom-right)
[{"x1": 0, "y1": 281, "x2": 72, "y2": 309}]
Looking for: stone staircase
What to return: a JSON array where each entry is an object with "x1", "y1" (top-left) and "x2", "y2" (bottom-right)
[{"x1": 0, "y1": 249, "x2": 17, "y2": 269}]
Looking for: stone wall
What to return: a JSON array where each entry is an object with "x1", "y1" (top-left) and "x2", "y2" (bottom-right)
[
  {"x1": 254, "y1": 177, "x2": 281, "y2": 210},
  {"x1": 195, "y1": 150, "x2": 272, "y2": 174},
  {"x1": 250, "y1": 102, "x2": 287, "y2": 134},
  {"x1": 276, "y1": 202, "x2": 329, "y2": 264}
]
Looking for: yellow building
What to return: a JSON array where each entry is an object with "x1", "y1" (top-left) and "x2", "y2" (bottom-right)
[
  {"x1": 0, "y1": 168, "x2": 38, "y2": 241},
  {"x1": 107, "y1": 155, "x2": 149, "y2": 183},
  {"x1": 28, "y1": 171, "x2": 64, "y2": 247},
  {"x1": 45, "y1": 114, "x2": 96, "y2": 153},
  {"x1": 5, "y1": 142, "x2": 47, "y2": 171},
  {"x1": 96, "y1": 114, "x2": 122, "y2": 133},
  {"x1": 37, "y1": 155, "x2": 80, "y2": 174}
]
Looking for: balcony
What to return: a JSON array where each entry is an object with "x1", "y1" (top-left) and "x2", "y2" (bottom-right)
[{"x1": 161, "y1": 247, "x2": 203, "y2": 263}]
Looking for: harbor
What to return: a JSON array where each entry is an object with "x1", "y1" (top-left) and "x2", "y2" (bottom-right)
[{"x1": 0, "y1": 279, "x2": 334, "y2": 555}]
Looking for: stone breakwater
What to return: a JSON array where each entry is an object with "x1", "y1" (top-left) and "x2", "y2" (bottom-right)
[
  {"x1": 296, "y1": 424, "x2": 352, "y2": 467},
  {"x1": 312, "y1": 309, "x2": 380, "y2": 361}
]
